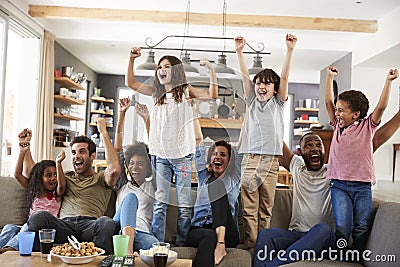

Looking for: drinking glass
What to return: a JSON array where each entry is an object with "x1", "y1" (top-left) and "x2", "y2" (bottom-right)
[
  {"x1": 38, "y1": 229, "x2": 56, "y2": 255},
  {"x1": 152, "y1": 242, "x2": 170, "y2": 267}
]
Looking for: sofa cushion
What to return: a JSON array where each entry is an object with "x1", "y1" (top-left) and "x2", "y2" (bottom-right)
[
  {"x1": 0, "y1": 176, "x2": 30, "y2": 229},
  {"x1": 172, "y1": 247, "x2": 252, "y2": 267},
  {"x1": 364, "y1": 202, "x2": 400, "y2": 267}
]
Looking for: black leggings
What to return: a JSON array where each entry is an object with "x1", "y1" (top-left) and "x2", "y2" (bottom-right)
[{"x1": 186, "y1": 178, "x2": 239, "y2": 267}]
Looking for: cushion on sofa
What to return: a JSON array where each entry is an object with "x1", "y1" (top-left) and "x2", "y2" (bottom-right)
[
  {"x1": 364, "y1": 202, "x2": 400, "y2": 267},
  {"x1": 0, "y1": 176, "x2": 30, "y2": 229}
]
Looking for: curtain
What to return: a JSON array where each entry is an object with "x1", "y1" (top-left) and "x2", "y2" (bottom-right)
[{"x1": 35, "y1": 30, "x2": 55, "y2": 161}]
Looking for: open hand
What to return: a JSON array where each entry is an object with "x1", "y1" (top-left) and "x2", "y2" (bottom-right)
[{"x1": 119, "y1": 97, "x2": 131, "y2": 112}]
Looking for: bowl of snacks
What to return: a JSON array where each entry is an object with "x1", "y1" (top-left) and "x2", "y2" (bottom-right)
[
  {"x1": 50, "y1": 241, "x2": 105, "y2": 264},
  {"x1": 139, "y1": 248, "x2": 177, "y2": 267}
]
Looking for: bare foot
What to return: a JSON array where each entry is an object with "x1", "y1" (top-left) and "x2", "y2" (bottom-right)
[{"x1": 214, "y1": 243, "x2": 227, "y2": 265}]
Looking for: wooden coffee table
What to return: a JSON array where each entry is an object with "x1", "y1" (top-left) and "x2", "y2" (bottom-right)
[{"x1": 0, "y1": 251, "x2": 192, "y2": 266}]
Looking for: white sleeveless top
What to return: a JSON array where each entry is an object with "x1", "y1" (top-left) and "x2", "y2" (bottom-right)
[{"x1": 149, "y1": 88, "x2": 195, "y2": 159}]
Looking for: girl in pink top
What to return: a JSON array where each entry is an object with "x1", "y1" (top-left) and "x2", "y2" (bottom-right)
[
  {"x1": 325, "y1": 67, "x2": 398, "y2": 256},
  {"x1": 0, "y1": 129, "x2": 66, "y2": 253}
]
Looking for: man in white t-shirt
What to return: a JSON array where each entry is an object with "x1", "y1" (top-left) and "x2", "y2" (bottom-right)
[
  {"x1": 253, "y1": 110, "x2": 400, "y2": 266},
  {"x1": 253, "y1": 132, "x2": 336, "y2": 266}
]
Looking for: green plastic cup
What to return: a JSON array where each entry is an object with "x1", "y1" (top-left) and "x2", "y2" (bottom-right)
[{"x1": 112, "y1": 235, "x2": 129, "y2": 257}]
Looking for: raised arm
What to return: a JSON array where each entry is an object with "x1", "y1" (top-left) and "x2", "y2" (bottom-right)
[
  {"x1": 55, "y1": 150, "x2": 66, "y2": 200},
  {"x1": 13, "y1": 140, "x2": 30, "y2": 189},
  {"x1": 234, "y1": 36, "x2": 252, "y2": 98},
  {"x1": 373, "y1": 109, "x2": 400, "y2": 152},
  {"x1": 325, "y1": 66, "x2": 339, "y2": 123},
  {"x1": 97, "y1": 118, "x2": 121, "y2": 187},
  {"x1": 279, "y1": 142, "x2": 295, "y2": 171},
  {"x1": 135, "y1": 103, "x2": 150, "y2": 137},
  {"x1": 115, "y1": 97, "x2": 131, "y2": 152},
  {"x1": 371, "y1": 69, "x2": 399, "y2": 125},
  {"x1": 18, "y1": 128, "x2": 35, "y2": 176},
  {"x1": 189, "y1": 58, "x2": 218, "y2": 99},
  {"x1": 125, "y1": 47, "x2": 155, "y2": 96},
  {"x1": 278, "y1": 34, "x2": 297, "y2": 101}
]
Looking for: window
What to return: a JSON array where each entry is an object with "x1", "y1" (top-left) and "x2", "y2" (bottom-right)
[{"x1": 0, "y1": 14, "x2": 41, "y2": 176}]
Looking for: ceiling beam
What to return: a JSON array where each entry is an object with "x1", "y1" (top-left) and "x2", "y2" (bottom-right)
[{"x1": 28, "y1": 5, "x2": 377, "y2": 33}]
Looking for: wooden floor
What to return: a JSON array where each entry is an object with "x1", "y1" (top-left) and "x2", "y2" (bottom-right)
[{"x1": 372, "y1": 180, "x2": 400, "y2": 203}]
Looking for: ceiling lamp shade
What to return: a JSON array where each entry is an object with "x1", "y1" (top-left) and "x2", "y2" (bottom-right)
[
  {"x1": 181, "y1": 51, "x2": 200, "y2": 77},
  {"x1": 248, "y1": 54, "x2": 264, "y2": 76},
  {"x1": 136, "y1": 50, "x2": 157, "y2": 76},
  {"x1": 214, "y1": 54, "x2": 236, "y2": 78}
]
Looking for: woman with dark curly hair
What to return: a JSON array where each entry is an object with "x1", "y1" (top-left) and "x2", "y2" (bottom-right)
[
  {"x1": 0, "y1": 129, "x2": 66, "y2": 254},
  {"x1": 112, "y1": 97, "x2": 158, "y2": 254}
]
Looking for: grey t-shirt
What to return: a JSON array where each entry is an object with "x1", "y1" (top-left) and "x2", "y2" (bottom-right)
[
  {"x1": 239, "y1": 89, "x2": 285, "y2": 155},
  {"x1": 288, "y1": 155, "x2": 334, "y2": 232}
]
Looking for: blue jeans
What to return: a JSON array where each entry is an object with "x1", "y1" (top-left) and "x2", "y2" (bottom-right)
[
  {"x1": 27, "y1": 210, "x2": 116, "y2": 254},
  {"x1": 330, "y1": 179, "x2": 372, "y2": 253},
  {"x1": 152, "y1": 155, "x2": 193, "y2": 246},
  {"x1": 253, "y1": 223, "x2": 336, "y2": 267},
  {"x1": 0, "y1": 223, "x2": 27, "y2": 249},
  {"x1": 113, "y1": 193, "x2": 158, "y2": 251}
]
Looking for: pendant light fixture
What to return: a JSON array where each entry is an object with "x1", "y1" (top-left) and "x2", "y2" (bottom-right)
[
  {"x1": 136, "y1": 49, "x2": 157, "y2": 76},
  {"x1": 248, "y1": 52, "x2": 264, "y2": 79},
  {"x1": 214, "y1": 0, "x2": 236, "y2": 78},
  {"x1": 180, "y1": 1, "x2": 200, "y2": 77}
]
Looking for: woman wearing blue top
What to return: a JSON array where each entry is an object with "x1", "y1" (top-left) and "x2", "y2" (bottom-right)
[{"x1": 186, "y1": 140, "x2": 241, "y2": 266}]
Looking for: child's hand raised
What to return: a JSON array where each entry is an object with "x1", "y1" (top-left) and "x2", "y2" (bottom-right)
[
  {"x1": 286, "y1": 34, "x2": 297, "y2": 49},
  {"x1": 130, "y1": 47, "x2": 141, "y2": 59},
  {"x1": 327, "y1": 66, "x2": 339, "y2": 77},
  {"x1": 56, "y1": 150, "x2": 66, "y2": 163},
  {"x1": 135, "y1": 103, "x2": 149, "y2": 120},
  {"x1": 387, "y1": 69, "x2": 399, "y2": 81},
  {"x1": 199, "y1": 58, "x2": 213, "y2": 69},
  {"x1": 234, "y1": 36, "x2": 246, "y2": 52},
  {"x1": 119, "y1": 97, "x2": 131, "y2": 112}
]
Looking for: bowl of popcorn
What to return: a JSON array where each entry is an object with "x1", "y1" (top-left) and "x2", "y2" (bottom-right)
[
  {"x1": 139, "y1": 248, "x2": 177, "y2": 267},
  {"x1": 50, "y1": 241, "x2": 105, "y2": 264}
]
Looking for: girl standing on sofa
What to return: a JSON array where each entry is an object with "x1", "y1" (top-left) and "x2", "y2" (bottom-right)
[
  {"x1": 0, "y1": 129, "x2": 66, "y2": 254},
  {"x1": 112, "y1": 97, "x2": 158, "y2": 254},
  {"x1": 126, "y1": 48, "x2": 218, "y2": 245},
  {"x1": 325, "y1": 66, "x2": 398, "y2": 254}
]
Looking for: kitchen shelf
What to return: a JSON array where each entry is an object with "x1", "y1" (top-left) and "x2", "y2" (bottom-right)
[
  {"x1": 198, "y1": 118, "x2": 243, "y2": 129},
  {"x1": 54, "y1": 113, "x2": 84, "y2": 121},
  {"x1": 54, "y1": 95, "x2": 85, "y2": 105},
  {"x1": 294, "y1": 107, "x2": 319, "y2": 112},
  {"x1": 54, "y1": 77, "x2": 85, "y2": 90},
  {"x1": 90, "y1": 110, "x2": 113, "y2": 115},
  {"x1": 294, "y1": 120, "x2": 319, "y2": 124},
  {"x1": 91, "y1": 96, "x2": 114, "y2": 103}
]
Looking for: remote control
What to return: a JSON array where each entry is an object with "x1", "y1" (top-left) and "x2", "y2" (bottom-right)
[
  {"x1": 99, "y1": 255, "x2": 114, "y2": 267},
  {"x1": 111, "y1": 256, "x2": 124, "y2": 267},
  {"x1": 123, "y1": 255, "x2": 135, "y2": 267}
]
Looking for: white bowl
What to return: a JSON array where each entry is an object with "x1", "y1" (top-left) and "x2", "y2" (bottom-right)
[
  {"x1": 139, "y1": 249, "x2": 177, "y2": 267},
  {"x1": 50, "y1": 249, "x2": 105, "y2": 264}
]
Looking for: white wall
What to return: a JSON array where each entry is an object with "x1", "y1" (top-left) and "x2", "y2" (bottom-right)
[{"x1": 353, "y1": 66, "x2": 400, "y2": 181}]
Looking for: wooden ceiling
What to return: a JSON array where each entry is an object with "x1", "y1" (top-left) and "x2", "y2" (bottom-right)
[{"x1": 28, "y1": 5, "x2": 378, "y2": 33}]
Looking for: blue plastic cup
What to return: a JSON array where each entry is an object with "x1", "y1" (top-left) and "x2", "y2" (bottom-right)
[{"x1": 18, "y1": 231, "x2": 36, "y2": 256}]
